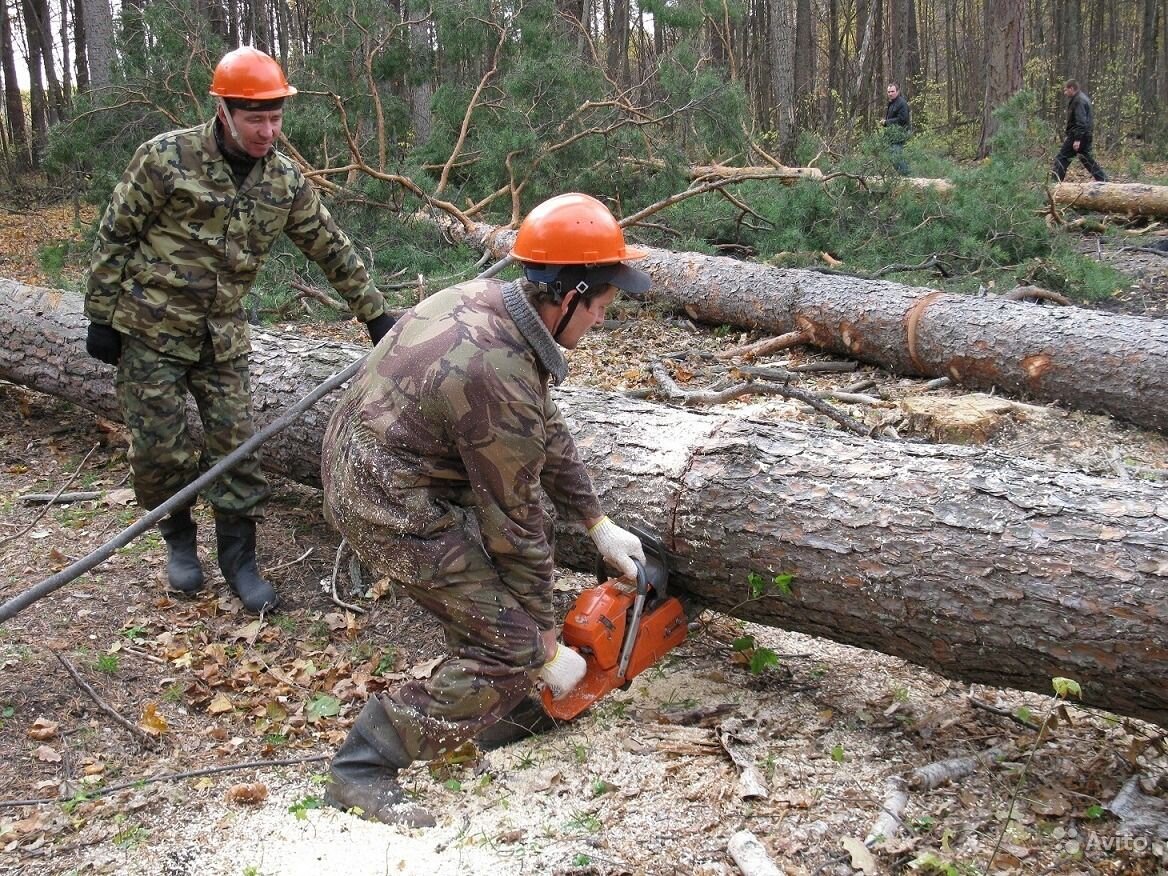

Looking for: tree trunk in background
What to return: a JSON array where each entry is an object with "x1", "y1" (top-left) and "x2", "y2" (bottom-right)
[
  {"x1": 80, "y1": 0, "x2": 114, "y2": 87},
  {"x1": 1, "y1": 1, "x2": 29, "y2": 168},
  {"x1": 888, "y1": 0, "x2": 909, "y2": 86},
  {"x1": 769, "y1": 0, "x2": 796, "y2": 157},
  {"x1": 441, "y1": 220, "x2": 1168, "y2": 432},
  {"x1": 1140, "y1": 0, "x2": 1159, "y2": 141},
  {"x1": 408, "y1": 7, "x2": 433, "y2": 149},
  {"x1": 793, "y1": 0, "x2": 814, "y2": 132},
  {"x1": 976, "y1": 0, "x2": 1024, "y2": 158},
  {"x1": 72, "y1": 0, "x2": 88, "y2": 92},
  {"x1": 21, "y1": 0, "x2": 49, "y2": 163},
  {"x1": 606, "y1": 0, "x2": 630, "y2": 87},
  {"x1": 32, "y1": 0, "x2": 66, "y2": 122},
  {"x1": 2, "y1": 279, "x2": 1166, "y2": 727}
]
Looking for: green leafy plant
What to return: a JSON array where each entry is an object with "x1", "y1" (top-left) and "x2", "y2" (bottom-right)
[
  {"x1": 288, "y1": 795, "x2": 324, "y2": 820},
  {"x1": 94, "y1": 653, "x2": 120, "y2": 674},
  {"x1": 731, "y1": 635, "x2": 781, "y2": 675},
  {"x1": 985, "y1": 676, "x2": 1082, "y2": 871},
  {"x1": 747, "y1": 571, "x2": 794, "y2": 599},
  {"x1": 830, "y1": 743, "x2": 846, "y2": 763}
]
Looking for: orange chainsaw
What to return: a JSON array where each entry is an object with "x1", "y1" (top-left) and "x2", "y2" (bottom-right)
[{"x1": 541, "y1": 526, "x2": 688, "y2": 720}]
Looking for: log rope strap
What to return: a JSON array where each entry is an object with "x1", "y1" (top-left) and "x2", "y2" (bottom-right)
[{"x1": 904, "y1": 290, "x2": 943, "y2": 375}]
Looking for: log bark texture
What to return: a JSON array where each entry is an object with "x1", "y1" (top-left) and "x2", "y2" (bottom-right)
[
  {"x1": 2, "y1": 279, "x2": 1167, "y2": 726},
  {"x1": 444, "y1": 224, "x2": 1168, "y2": 433}
]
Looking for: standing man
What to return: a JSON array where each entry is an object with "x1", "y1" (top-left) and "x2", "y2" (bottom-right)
[
  {"x1": 319, "y1": 193, "x2": 651, "y2": 827},
  {"x1": 1051, "y1": 79, "x2": 1107, "y2": 182},
  {"x1": 84, "y1": 46, "x2": 395, "y2": 614},
  {"x1": 880, "y1": 81, "x2": 911, "y2": 175}
]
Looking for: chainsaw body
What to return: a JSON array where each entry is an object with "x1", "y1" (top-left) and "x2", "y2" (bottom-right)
[{"x1": 541, "y1": 527, "x2": 687, "y2": 720}]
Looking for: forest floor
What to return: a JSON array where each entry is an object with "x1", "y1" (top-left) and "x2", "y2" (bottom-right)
[{"x1": 1, "y1": 173, "x2": 1167, "y2": 876}]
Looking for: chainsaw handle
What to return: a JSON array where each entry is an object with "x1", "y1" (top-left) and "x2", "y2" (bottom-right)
[{"x1": 594, "y1": 556, "x2": 649, "y2": 593}]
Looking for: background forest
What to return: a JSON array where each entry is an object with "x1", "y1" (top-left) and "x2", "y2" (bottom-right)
[{"x1": 2, "y1": 0, "x2": 1167, "y2": 305}]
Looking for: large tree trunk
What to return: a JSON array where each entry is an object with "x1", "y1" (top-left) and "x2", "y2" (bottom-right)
[
  {"x1": 2, "y1": 279, "x2": 1167, "y2": 726},
  {"x1": 440, "y1": 222, "x2": 1168, "y2": 434}
]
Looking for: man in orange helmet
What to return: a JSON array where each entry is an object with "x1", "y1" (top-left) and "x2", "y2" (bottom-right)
[
  {"x1": 319, "y1": 192, "x2": 651, "y2": 827},
  {"x1": 83, "y1": 47, "x2": 395, "y2": 614}
]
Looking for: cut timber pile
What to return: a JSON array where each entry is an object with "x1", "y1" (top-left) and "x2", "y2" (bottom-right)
[{"x1": 2, "y1": 279, "x2": 1166, "y2": 726}]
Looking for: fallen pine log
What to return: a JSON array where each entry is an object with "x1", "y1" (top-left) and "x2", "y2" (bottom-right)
[
  {"x1": 640, "y1": 160, "x2": 1168, "y2": 218},
  {"x1": 439, "y1": 222, "x2": 1168, "y2": 434},
  {"x1": 2, "y1": 279, "x2": 1166, "y2": 726}
]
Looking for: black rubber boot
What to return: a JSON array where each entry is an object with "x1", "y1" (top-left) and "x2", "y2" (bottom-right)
[
  {"x1": 474, "y1": 694, "x2": 559, "y2": 751},
  {"x1": 324, "y1": 700, "x2": 436, "y2": 828},
  {"x1": 214, "y1": 515, "x2": 279, "y2": 614},
  {"x1": 157, "y1": 508, "x2": 205, "y2": 595}
]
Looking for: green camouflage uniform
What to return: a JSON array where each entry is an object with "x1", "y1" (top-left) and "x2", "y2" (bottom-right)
[
  {"x1": 86, "y1": 118, "x2": 387, "y2": 517},
  {"x1": 322, "y1": 278, "x2": 603, "y2": 760}
]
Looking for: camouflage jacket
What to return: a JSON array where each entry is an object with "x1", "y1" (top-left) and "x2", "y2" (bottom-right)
[
  {"x1": 85, "y1": 118, "x2": 386, "y2": 362},
  {"x1": 322, "y1": 279, "x2": 604, "y2": 630}
]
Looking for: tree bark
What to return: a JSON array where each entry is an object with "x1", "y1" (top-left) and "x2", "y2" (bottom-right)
[
  {"x1": 436, "y1": 220, "x2": 1168, "y2": 434},
  {"x1": 975, "y1": 0, "x2": 1024, "y2": 159},
  {"x1": 1, "y1": 279, "x2": 1167, "y2": 727},
  {"x1": 79, "y1": 0, "x2": 114, "y2": 87}
]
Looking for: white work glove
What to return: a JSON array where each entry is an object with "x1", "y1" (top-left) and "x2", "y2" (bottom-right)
[
  {"x1": 587, "y1": 516, "x2": 646, "y2": 580},
  {"x1": 538, "y1": 643, "x2": 588, "y2": 698}
]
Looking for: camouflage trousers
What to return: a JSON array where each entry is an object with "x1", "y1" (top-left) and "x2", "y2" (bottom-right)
[
  {"x1": 116, "y1": 336, "x2": 270, "y2": 519},
  {"x1": 336, "y1": 503, "x2": 549, "y2": 763}
]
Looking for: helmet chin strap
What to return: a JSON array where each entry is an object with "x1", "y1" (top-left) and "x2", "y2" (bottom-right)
[
  {"x1": 218, "y1": 98, "x2": 245, "y2": 151},
  {"x1": 552, "y1": 286, "x2": 587, "y2": 340}
]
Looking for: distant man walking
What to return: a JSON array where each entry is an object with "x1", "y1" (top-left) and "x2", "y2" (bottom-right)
[
  {"x1": 1051, "y1": 79, "x2": 1107, "y2": 182},
  {"x1": 880, "y1": 82, "x2": 911, "y2": 175}
]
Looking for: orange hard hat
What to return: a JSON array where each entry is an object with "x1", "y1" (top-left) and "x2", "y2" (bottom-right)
[
  {"x1": 512, "y1": 193, "x2": 645, "y2": 265},
  {"x1": 209, "y1": 47, "x2": 297, "y2": 100}
]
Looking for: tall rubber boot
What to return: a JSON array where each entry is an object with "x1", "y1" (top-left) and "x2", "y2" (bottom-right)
[
  {"x1": 157, "y1": 508, "x2": 205, "y2": 595},
  {"x1": 214, "y1": 515, "x2": 279, "y2": 614},
  {"x1": 474, "y1": 694, "x2": 559, "y2": 751},
  {"x1": 324, "y1": 699, "x2": 436, "y2": 828}
]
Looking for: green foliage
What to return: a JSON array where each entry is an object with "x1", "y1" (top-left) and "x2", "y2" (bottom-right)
[
  {"x1": 288, "y1": 795, "x2": 324, "y2": 819},
  {"x1": 94, "y1": 653, "x2": 120, "y2": 674}
]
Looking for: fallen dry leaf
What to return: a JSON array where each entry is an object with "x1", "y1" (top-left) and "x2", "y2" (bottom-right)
[
  {"x1": 27, "y1": 717, "x2": 59, "y2": 741},
  {"x1": 207, "y1": 693, "x2": 234, "y2": 715},
  {"x1": 226, "y1": 783, "x2": 268, "y2": 805},
  {"x1": 840, "y1": 836, "x2": 877, "y2": 874},
  {"x1": 32, "y1": 745, "x2": 61, "y2": 763},
  {"x1": 410, "y1": 655, "x2": 443, "y2": 679},
  {"x1": 139, "y1": 702, "x2": 169, "y2": 736}
]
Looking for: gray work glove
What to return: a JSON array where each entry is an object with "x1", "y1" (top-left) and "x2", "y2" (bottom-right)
[
  {"x1": 587, "y1": 516, "x2": 646, "y2": 579},
  {"x1": 538, "y1": 643, "x2": 587, "y2": 698}
]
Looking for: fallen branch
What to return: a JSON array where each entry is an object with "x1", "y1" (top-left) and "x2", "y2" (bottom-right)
[
  {"x1": 865, "y1": 745, "x2": 1010, "y2": 847},
  {"x1": 715, "y1": 330, "x2": 808, "y2": 361},
  {"x1": 328, "y1": 538, "x2": 365, "y2": 614},
  {"x1": 18, "y1": 491, "x2": 101, "y2": 504},
  {"x1": 0, "y1": 445, "x2": 98, "y2": 549},
  {"x1": 54, "y1": 651, "x2": 159, "y2": 749},
  {"x1": 648, "y1": 360, "x2": 876, "y2": 437},
  {"x1": 0, "y1": 753, "x2": 329, "y2": 807}
]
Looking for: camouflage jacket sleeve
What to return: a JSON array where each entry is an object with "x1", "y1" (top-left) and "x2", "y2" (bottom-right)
[
  {"x1": 540, "y1": 394, "x2": 604, "y2": 524},
  {"x1": 282, "y1": 173, "x2": 387, "y2": 322},
  {"x1": 85, "y1": 140, "x2": 171, "y2": 325},
  {"x1": 446, "y1": 366, "x2": 562, "y2": 630}
]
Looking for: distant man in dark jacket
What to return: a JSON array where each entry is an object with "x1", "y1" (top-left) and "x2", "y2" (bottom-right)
[
  {"x1": 880, "y1": 82, "x2": 911, "y2": 174},
  {"x1": 1051, "y1": 79, "x2": 1107, "y2": 182}
]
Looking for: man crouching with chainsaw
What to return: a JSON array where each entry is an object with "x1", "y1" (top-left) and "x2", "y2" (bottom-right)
[{"x1": 319, "y1": 193, "x2": 651, "y2": 827}]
